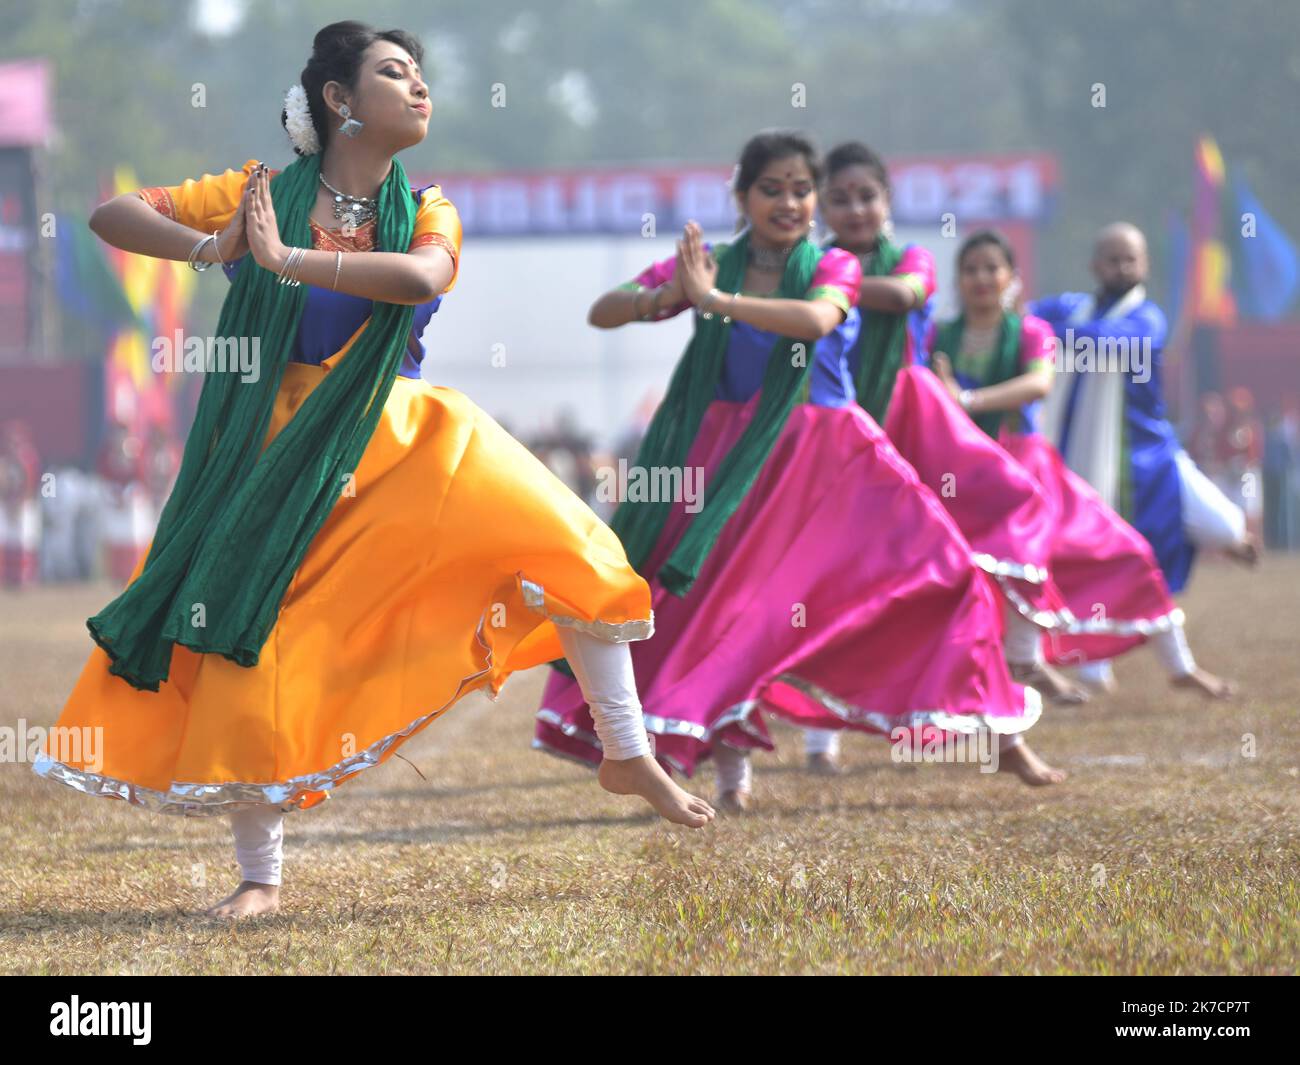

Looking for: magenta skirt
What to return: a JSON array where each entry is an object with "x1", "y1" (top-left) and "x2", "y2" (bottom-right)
[
  {"x1": 1004, "y1": 433, "x2": 1182, "y2": 664},
  {"x1": 533, "y1": 395, "x2": 1039, "y2": 777},
  {"x1": 884, "y1": 366, "x2": 1180, "y2": 665}
]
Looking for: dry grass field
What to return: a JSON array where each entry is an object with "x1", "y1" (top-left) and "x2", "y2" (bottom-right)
[{"x1": 2, "y1": 558, "x2": 1296, "y2": 975}]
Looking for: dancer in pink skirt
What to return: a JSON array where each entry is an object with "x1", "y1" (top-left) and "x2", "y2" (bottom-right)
[
  {"x1": 922, "y1": 230, "x2": 1232, "y2": 698},
  {"x1": 811, "y1": 142, "x2": 1088, "y2": 710},
  {"x1": 533, "y1": 131, "x2": 1062, "y2": 811},
  {"x1": 813, "y1": 144, "x2": 1228, "y2": 724}
]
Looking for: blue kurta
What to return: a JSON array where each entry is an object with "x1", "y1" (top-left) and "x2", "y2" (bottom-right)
[
  {"x1": 719, "y1": 317, "x2": 853, "y2": 407},
  {"x1": 807, "y1": 244, "x2": 935, "y2": 410},
  {"x1": 1030, "y1": 290, "x2": 1194, "y2": 592}
]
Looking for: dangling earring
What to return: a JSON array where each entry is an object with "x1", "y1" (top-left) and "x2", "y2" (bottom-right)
[
  {"x1": 1001, "y1": 276, "x2": 1023, "y2": 311},
  {"x1": 338, "y1": 103, "x2": 364, "y2": 138}
]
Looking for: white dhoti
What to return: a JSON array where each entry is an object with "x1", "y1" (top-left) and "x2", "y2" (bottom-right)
[{"x1": 1175, "y1": 449, "x2": 1247, "y2": 550}]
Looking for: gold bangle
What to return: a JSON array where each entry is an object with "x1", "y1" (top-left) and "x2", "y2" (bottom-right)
[{"x1": 331, "y1": 250, "x2": 342, "y2": 290}]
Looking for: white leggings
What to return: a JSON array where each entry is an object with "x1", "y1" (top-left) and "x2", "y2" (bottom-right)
[
  {"x1": 1074, "y1": 619, "x2": 1198, "y2": 690},
  {"x1": 803, "y1": 727, "x2": 841, "y2": 757},
  {"x1": 226, "y1": 626, "x2": 651, "y2": 887},
  {"x1": 713, "y1": 743, "x2": 754, "y2": 792},
  {"x1": 1004, "y1": 607, "x2": 1045, "y2": 667},
  {"x1": 227, "y1": 804, "x2": 285, "y2": 886}
]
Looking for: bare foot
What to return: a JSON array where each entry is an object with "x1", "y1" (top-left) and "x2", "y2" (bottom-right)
[
  {"x1": 1227, "y1": 535, "x2": 1260, "y2": 568},
  {"x1": 805, "y1": 751, "x2": 843, "y2": 776},
  {"x1": 998, "y1": 741, "x2": 1068, "y2": 786},
  {"x1": 1171, "y1": 667, "x2": 1235, "y2": 699},
  {"x1": 716, "y1": 788, "x2": 752, "y2": 813},
  {"x1": 204, "y1": 880, "x2": 280, "y2": 919},
  {"x1": 1010, "y1": 661, "x2": 1091, "y2": 705},
  {"x1": 598, "y1": 755, "x2": 715, "y2": 827}
]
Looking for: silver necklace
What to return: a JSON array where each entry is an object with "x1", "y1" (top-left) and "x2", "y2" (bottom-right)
[
  {"x1": 747, "y1": 242, "x2": 793, "y2": 271},
  {"x1": 961, "y1": 321, "x2": 1000, "y2": 353},
  {"x1": 319, "y1": 172, "x2": 377, "y2": 227},
  {"x1": 856, "y1": 239, "x2": 882, "y2": 271}
]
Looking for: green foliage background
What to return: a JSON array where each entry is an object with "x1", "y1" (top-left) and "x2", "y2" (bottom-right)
[{"x1": 7, "y1": 0, "x2": 1298, "y2": 304}]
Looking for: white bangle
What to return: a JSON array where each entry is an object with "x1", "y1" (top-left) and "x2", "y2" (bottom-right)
[
  {"x1": 958, "y1": 389, "x2": 975, "y2": 412},
  {"x1": 699, "y1": 287, "x2": 722, "y2": 320}
]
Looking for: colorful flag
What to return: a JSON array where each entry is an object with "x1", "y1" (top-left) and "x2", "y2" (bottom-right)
[
  {"x1": 1231, "y1": 172, "x2": 1299, "y2": 322},
  {"x1": 1190, "y1": 135, "x2": 1237, "y2": 326}
]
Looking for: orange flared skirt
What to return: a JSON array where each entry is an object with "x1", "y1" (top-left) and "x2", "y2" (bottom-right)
[{"x1": 34, "y1": 354, "x2": 652, "y2": 815}]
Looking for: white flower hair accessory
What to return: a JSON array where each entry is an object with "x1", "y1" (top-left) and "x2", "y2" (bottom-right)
[
  {"x1": 726, "y1": 163, "x2": 741, "y2": 194},
  {"x1": 282, "y1": 84, "x2": 321, "y2": 156}
]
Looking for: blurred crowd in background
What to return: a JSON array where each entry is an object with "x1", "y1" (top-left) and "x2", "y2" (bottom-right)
[
  {"x1": 0, "y1": 417, "x2": 181, "y2": 588},
  {"x1": 4, "y1": 381, "x2": 1300, "y2": 592}
]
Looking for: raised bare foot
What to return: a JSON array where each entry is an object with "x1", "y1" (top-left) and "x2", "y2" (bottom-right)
[
  {"x1": 598, "y1": 755, "x2": 715, "y2": 827},
  {"x1": 805, "y1": 751, "x2": 843, "y2": 776},
  {"x1": 998, "y1": 741, "x2": 1068, "y2": 786},
  {"x1": 1171, "y1": 667, "x2": 1236, "y2": 699},
  {"x1": 204, "y1": 880, "x2": 280, "y2": 919},
  {"x1": 715, "y1": 788, "x2": 752, "y2": 813},
  {"x1": 1010, "y1": 661, "x2": 1091, "y2": 705},
  {"x1": 1227, "y1": 535, "x2": 1260, "y2": 567}
]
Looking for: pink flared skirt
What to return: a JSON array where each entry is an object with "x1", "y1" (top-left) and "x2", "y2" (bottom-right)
[
  {"x1": 884, "y1": 366, "x2": 1181, "y2": 665},
  {"x1": 534, "y1": 395, "x2": 1039, "y2": 777}
]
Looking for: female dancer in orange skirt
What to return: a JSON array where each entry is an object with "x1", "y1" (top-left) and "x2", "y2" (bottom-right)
[{"x1": 33, "y1": 21, "x2": 712, "y2": 919}]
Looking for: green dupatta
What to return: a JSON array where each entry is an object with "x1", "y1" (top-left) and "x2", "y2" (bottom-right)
[
  {"x1": 930, "y1": 310, "x2": 1024, "y2": 439},
  {"x1": 846, "y1": 237, "x2": 908, "y2": 423},
  {"x1": 609, "y1": 230, "x2": 821, "y2": 596},
  {"x1": 86, "y1": 151, "x2": 419, "y2": 692}
]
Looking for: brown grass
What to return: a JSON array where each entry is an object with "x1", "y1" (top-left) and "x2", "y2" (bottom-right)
[{"x1": 1, "y1": 557, "x2": 1296, "y2": 974}]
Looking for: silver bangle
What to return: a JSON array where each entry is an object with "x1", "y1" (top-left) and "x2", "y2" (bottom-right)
[
  {"x1": 275, "y1": 247, "x2": 295, "y2": 285},
  {"x1": 187, "y1": 234, "x2": 216, "y2": 272},
  {"x1": 699, "y1": 286, "x2": 722, "y2": 319},
  {"x1": 277, "y1": 246, "x2": 306, "y2": 287},
  {"x1": 290, "y1": 247, "x2": 309, "y2": 286},
  {"x1": 958, "y1": 388, "x2": 975, "y2": 412},
  {"x1": 209, "y1": 231, "x2": 225, "y2": 266}
]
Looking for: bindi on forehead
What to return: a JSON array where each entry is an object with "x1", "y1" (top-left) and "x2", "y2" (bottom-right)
[{"x1": 378, "y1": 54, "x2": 420, "y2": 75}]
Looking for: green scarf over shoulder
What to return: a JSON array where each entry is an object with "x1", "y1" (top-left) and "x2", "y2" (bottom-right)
[
  {"x1": 931, "y1": 309, "x2": 1024, "y2": 439},
  {"x1": 87, "y1": 151, "x2": 418, "y2": 692},
  {"x1": 608, "y1": 230, "x2": 821, "y2": 597},
  {"x1": 845, "y1": 237, "x2": 907, "y2": 423}
]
